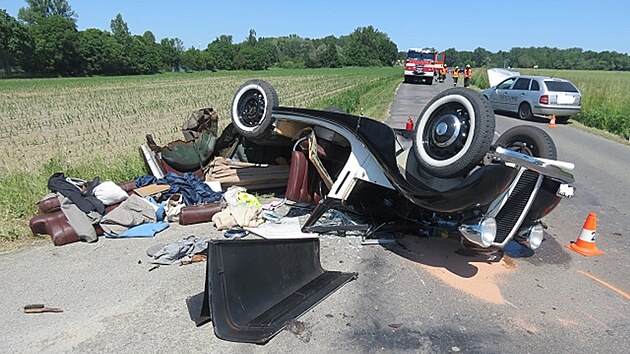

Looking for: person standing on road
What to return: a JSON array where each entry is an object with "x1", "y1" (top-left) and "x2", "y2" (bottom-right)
[
  {"x1": 463, "y1": 64, "x2": 472, "y2": 87},
  {"x1": 452, "y1": 66, "x2": 459, "y2": 86},
  {"x1": 439, "y1": 64, "x2": 447, "y2": 82}
]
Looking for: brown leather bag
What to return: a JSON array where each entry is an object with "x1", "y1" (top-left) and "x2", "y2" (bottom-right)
[{"x1": 178, "y1": 202, "x2": 223, "y2": 225}]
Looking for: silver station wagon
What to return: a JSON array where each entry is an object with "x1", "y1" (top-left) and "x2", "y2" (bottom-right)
[{"x1": 482, "y1": 75, "x2": 581, "y2": 123}]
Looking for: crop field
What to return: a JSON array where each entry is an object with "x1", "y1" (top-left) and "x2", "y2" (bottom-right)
[
  {"x1": 0, "y1": 67, "x2": 400, "y2": 174},
  {"x1": 471, "y1": 68, "x2": 630, "y2": 139},
  {"x1": 0, "y1": 67, "x2": 401, "y2": 241}
]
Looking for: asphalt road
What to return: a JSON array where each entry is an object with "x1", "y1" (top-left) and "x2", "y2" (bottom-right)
[{"x1": 1, "y1": 78, "x2": 628, "y2": 353}]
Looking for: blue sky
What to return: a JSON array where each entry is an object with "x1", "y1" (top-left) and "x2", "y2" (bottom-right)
[{"x1": 3, "y1": 0, "x2": 629, "y2": 54}]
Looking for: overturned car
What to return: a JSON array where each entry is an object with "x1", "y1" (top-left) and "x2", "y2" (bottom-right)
[{"x1": 146, "y1": 79, "x2": 575, "y2": 251}]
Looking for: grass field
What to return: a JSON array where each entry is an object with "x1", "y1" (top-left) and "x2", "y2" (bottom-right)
[
  {"x1": 471, "y1": 68, "x2": 630, "y2": 139},
  {"x1": 0, "y1": 67, "x2": 401, "y2": 241}
]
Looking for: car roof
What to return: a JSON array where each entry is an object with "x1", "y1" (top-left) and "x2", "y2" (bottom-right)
[{"x1": 510, "y1": 75, "x2": 573, "y2": 82}]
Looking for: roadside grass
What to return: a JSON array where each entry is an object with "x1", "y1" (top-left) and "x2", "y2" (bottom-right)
[
  {"x1": 314, "y1": 72, "x2": 401, "y2": 120},
  {"x1": 0, "y1": 67, "x2": 401, "y2": 243},
  {"x1": 470, "y1": 68, "x2": 630, "y2": 139}
]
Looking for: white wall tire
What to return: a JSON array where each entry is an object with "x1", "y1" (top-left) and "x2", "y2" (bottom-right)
[
  {"x1": 230, "y1": 79, "x2": 279, "y2": 139},
  {"x1": 412, "y1": 88, "x2": 495, "y2": 177}
]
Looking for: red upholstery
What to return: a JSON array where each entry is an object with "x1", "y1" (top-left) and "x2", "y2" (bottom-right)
[
  {"x1": 286, "y1": 151, "x2": 314, "y2": 204},
  {"x1": 29, "y1": 211, "x2": 80, "y2": 246}
]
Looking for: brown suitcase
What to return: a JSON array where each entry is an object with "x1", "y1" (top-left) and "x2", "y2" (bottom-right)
[{"x1": 178, "y1": 202, "x2": 223, "y2": 225}]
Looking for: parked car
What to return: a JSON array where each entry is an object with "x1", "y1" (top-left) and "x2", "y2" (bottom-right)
[{"x1": 481, "y1": 75, "x2": 581, "y2": 123}]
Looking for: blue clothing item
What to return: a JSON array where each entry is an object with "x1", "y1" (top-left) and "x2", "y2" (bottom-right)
[
  {"x1": 135, "y1": 172, "x2": 223, "y2": 206},
  {"x1": 146, "y1": 196, "x2": 166, "y2": 221},
  {"x1": 106, "y1": 221, "x2": 169, "y2": 238}
]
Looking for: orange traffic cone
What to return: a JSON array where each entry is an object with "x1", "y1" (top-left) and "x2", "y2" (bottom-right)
[
  {"x1": 548, "y1": 115, "x2": 557, "y2": 128},
  {"x1": 565, "y1": 212, "x2": 604, "y2": 256}
]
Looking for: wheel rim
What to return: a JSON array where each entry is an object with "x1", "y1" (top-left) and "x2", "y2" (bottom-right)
[
  {"x1": 504, "y1": 137, "x2": 538, "y2": 156},
  {"x1": 519, "y1": 104, "x2": 530, "y2": 119},
  {"x1": 236, "y1": 88, "x2": 266, "y2": 128},
  {"x1": 420, "y1": 100, "x2": 472, "y2": 163}
]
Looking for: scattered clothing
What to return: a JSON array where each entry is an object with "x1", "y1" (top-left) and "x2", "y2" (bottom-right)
[
  {"x1": 223, "y1": 186, "x2": 247, "y2": 207},
  {"x1": 135, "y1": 172, "x2": 223, "y2": 206},
  {"x1": 212, "y1": 205, "x2": 264, "y2": 230},
  {"x1": 146, "y1": 236, "x2": 208, "y2": 265},
  {"x1": 100, "y1": 194, "x2": 157, "y2": 235},
  {"x1": 164, "y1": 193, "x2": 185, "y2": 222},
  {"x1": 58, "y1": 194, "x2": 100, "y2": 243},
  {"x1": 93, "y1": 181, "x2": 128, "y2": 206},
  {"x1": 106, "y1": 221, "x2": 169, "y2": 238},
  {"x1": 48, "y1": 172, "x2": 105, "y2": 215},
  {"x1": 237, "y1": 191, "x2": 262, "y2": 208},
  {"x1": 262, "y1": 198, "x2": 286, "y2": 211}
]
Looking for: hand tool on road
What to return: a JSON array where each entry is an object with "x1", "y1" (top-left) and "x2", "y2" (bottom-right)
[{"x1": 23, "y1": 304, "x2": 63, "y2": 314}]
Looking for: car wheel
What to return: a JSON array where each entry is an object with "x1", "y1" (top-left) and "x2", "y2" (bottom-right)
[
  {"x1": 495, "y1": 125, "x2": 557, "y2": 159},
  {"x1": 518, "y1": 102, "x2": 533, "y2": 120},
  {"x1": 231, "y1": 79, "x2": 279, "y2": 139},
  {"x1": 413, "y1": 87, "x2": 495, "y2": 177}
]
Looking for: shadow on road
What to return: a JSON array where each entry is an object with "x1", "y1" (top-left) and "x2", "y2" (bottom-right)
[
  {"x1": 383, "y1": 235, "x2": 503, "y2": 278},
  {"x1": 186, "y1": 291, "x2": 205, "y2": 324},
  {"x1": 496, "y1": 111, "x2": 572, "y2": 125}
]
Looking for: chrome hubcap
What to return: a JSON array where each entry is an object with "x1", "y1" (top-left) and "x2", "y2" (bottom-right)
[{"x1": 431, "y1": 114, "x2": 461, "y2": 148}]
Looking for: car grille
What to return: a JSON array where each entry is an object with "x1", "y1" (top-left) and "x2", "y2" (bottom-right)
[{"x1": 494, "y1": 170, "x2": 539, "y2": 244}]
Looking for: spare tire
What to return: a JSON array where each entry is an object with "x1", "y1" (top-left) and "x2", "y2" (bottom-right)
[
  {"x1": 413, "y1": 87, "x2": 495, "y2": 177},
  {"x1": 495, "y1": 125, "x2": 557, "y2": 159},
  {"x1": 231, "y1": 79, "x2": 279, "y2": 139}
]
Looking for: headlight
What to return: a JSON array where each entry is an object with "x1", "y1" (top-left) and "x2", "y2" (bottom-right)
[
  {"x1": 517, "y1": 222, "x2": 544, "y2": 250},
  {"x1": 480, "y1": 218, "x2": 497, "y2": 247},
  {"x1": 458, "y1": 217, "x2": 497, "y2": 248}
]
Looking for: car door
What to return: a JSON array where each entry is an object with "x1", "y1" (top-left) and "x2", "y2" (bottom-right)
[
  {"x1": 509, "y1": 78, "x2": 532, "y2": 113},
  {"x1": 490, "y1": 77, "x2": 517, "y2": 111}
]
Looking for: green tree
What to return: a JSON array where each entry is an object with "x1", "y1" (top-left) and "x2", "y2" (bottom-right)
[
  {"x1": 129, "y1": 36, "x2": 161, "y2": 74},
  {"x1": 343, "y1": 26, "x2": 397, "y2": 66},
  {"x1": 110, "y1": 13, "x2": 130, "y2": 44},
  {"x1": 24, "y1": 15, "x2": 79, "y2": 74},
  {"x1": 18, "y1": 0, "x2": 77, "y2": 25},
  {"x1": 237, "y1": 45, "x2": 270, "y2": 70},
  {"x1": 181, "y1": 47, "x2": 214, "y2": 71},
  {"x1": 77, "y1": 28, "x2": 120, "y2": 75},
  {"x1": 0, "y1": 10, "x2": 32, "y2": 75},
  {"x1": 257, "y1": 38, "x2": 280, "y2": 66},
  {"x1": 472, "y1": 47, "x2": 492, "y2": 67},
  {"x1": 160, "y1": 37, "x2": 184, "y2": 71},
  {"x1": 206, "y1": 35, "x2": 236, "y2": 70},
  {"x1": 141, "y1": 30, "x2": 156, "y2": 44},
  {"x1": 319, "y1": 43, "x2": 341, "y2": 68},
  {"x1": 246, "y1": 29, "x2": 257, "y2": 46}
]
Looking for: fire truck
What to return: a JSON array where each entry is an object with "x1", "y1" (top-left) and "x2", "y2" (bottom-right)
[{"x1": 403, "y1": 48, "x2": 445, "y2": 84}]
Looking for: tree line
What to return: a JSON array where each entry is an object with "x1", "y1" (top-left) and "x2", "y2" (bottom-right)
[
  {"x1": 0, "y1": 1, "x2": 397, "y2": 76},
  {"x1": 440, "y1": 47, "x2": 630, "y2": 71},
  {"x1": 2, "y1": 1, "x2": 629, "y2": 77}
]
